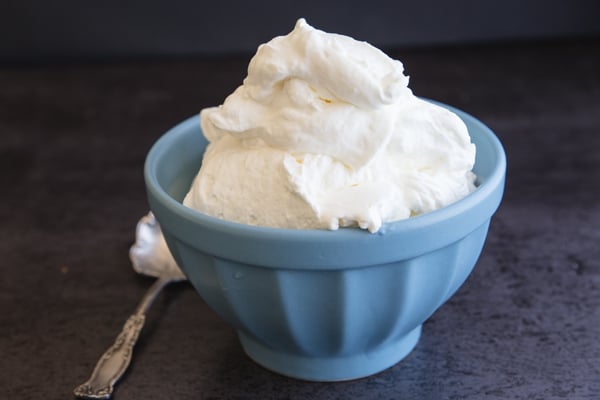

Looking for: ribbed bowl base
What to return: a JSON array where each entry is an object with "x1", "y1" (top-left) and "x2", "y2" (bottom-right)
[{"x1": 238, "y1": 325, "x2": 422, "y2": 381}]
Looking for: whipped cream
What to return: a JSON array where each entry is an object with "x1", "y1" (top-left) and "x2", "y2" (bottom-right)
[{"x1": 184, "y1": 18, "x2": 476, "y2": 233}]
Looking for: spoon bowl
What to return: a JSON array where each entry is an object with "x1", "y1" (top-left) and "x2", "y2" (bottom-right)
[{"x1": 130, "y1": 212, "x2": 185, "y2": 281}]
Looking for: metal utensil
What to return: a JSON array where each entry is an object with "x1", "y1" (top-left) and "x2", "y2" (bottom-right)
[{"x1": 74, "y1": 212, "x2": 185, "y2": 399}]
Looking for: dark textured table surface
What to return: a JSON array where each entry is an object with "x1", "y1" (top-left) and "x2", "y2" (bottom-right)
[{"x1": 1, "y1": 40, "x2": 599, "y2": 399}]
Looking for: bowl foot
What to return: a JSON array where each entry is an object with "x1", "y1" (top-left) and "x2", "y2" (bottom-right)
[{"x1": 238, "y1": 325, "x2": 421, "y2": 381}]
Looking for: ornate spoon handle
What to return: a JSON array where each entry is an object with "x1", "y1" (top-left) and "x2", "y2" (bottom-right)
[
  {"x1": 73, "y1": 315, "x2": 145, "y2": 399},
  {"x1": 74, "y1": 276, "x2": 171, "y2": 399}
]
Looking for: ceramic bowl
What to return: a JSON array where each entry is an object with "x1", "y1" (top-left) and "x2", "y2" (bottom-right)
[{"x1": 144, "y1": 101, "x2": 506, "y2": 381}]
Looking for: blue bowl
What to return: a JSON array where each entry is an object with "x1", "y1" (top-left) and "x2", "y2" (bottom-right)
[{"x1": 144, "y1": 101, "x2": 506, "y2": 381}]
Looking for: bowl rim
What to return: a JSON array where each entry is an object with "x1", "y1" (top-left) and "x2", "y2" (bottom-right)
[
  {"x1": 146, "y1": 101, "x2": 505, "y2": 231},
  {"x1": 144, "y1": 100, "x2": 506, "y2": 267}
]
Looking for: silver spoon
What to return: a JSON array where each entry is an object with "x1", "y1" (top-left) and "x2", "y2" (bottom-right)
[{"x1": 74, "y1": 212, "x2": 185, "y2": 399}]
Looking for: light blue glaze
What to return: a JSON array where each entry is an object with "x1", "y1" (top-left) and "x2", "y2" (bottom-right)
[{"x1": 144, "y1": 101, "x2": 506, "y2": 381}]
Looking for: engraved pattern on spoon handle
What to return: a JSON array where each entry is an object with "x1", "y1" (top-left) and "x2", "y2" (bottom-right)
[
  {"x1": 74, "y1": 276, "x2": 172, "y2": 399},
  {"x1": 73, "y1": 314, "x2": 145, "y2": 399}
]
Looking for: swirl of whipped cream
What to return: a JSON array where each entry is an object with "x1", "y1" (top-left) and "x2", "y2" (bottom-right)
[
  {"x1": 184, "y1": 19, "x2": 476, "y2": 233},
  {"x1": 201, "y1": 18, "x2": 411, "y2": 170}
]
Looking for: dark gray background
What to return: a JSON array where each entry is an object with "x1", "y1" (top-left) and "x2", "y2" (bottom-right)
[
  {"x1": 2, "y1": 0, "x2": 600, "y2": 63},
  {"x1": 2, "y1": 40, "x2": 599, "y2": 400},
  {"x1": 2, "y1": 1, "x2": 600, "y2": 399}
]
